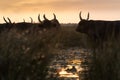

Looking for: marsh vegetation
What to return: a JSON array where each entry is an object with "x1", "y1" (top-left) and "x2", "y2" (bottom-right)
[{"x1": 0, "y1": 24, "x2": 119, "y2": 80}]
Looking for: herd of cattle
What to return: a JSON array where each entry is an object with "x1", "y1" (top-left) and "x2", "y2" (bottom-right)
[
  {"x1": 0, "y1": 13, "x2": 60, "y2": 33},
  {"x1": 0, "y1": 12, "x2": 120, "y2": 41}
]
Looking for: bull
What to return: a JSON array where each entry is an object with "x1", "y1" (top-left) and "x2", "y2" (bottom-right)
[
  {"x1": 76, "y1": 12, "x2": 120, "y2": 42},
  {"x1": 0, "y1": 17, "x2": 14, "y2": 32},
  {"x1": 38, "y1": 13, "x2": 60, "y2": 30},
  {"x1": 14, "y1": 17, "x2": 35, "y2": 33},
  {"x1": 51, "y1": 13, "x2": 61, "y2": 28},
  {"x1": 0, "y1": 13, "x2": 60, "y2": 33}
]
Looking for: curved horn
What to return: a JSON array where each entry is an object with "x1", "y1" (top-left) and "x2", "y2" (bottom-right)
[
  {"x1": 87, "y1": 12, "x2": 89, "y2": 20},
  {"x1": 43, "y1": 14, "x2": 48, "y2": 20},
  {"x1": 30, "y1": 17, "x2": 33, "y2": 23},
  {"x1": 53, "y1": 13, "x2": 56, "y2": 19},
  {"x1": 79, "y1": 11, "x2": 83, "y2": 20},
  {"x1": 23, "y1": 19, "x2": 25, "y2": 22},
  {"x1": 7, "y1": 17, "x2": 12, "y2": 23},
  {"x1": 38, "y1": 14, "x2": 42, "y2": 23},
  {"x1": 3, "y1": 17, "x2": 8, "y2": 23}
]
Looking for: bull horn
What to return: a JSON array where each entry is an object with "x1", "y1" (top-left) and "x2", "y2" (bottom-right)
[
  {"x1": 38, "y1": 14, "x2": 42, "y2": 23},
  {"x1": 87, "y1": 12, "x2": 89, "y2": 20},
  {"x1": 53, "y1": 13, "x2": 56, "y2": 19},
  {"x1": 43, "y1": 14, "x2": 48, "y2": 20},
  {"x1": 7, "y1": 17, "x2": 12, "y2": 23},
  {"x1": 79, "y1": 11, "x2": 83, "y2": 20},
  {"x1": 30, "y1": 17, "x2": 33, "y2": 23},
  {"x1": 23, "y1": 19, "x2": 25, "y2": 22},
  {"x1": 3, "y1": 17, "x2": 8, "y2": 23}
]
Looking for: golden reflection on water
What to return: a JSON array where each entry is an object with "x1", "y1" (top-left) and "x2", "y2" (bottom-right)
[
  {"x1": 58, "y1": 59, "x2": 83, "y2": 80},
  {"x1": 49, "y1": 48, "x2": 91, "y2": 80},
  {"x1": 59, "y1": 68, "x2": 79, "y2": 77}
]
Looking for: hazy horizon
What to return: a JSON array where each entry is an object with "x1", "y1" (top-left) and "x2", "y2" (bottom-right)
[{"x1": 0, "y1": 0, "x2": 120, "y2": 23}]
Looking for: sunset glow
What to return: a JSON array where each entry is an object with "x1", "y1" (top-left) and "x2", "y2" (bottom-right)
[{"x1": 0, "y1": 0, "x2": 120, "y2": 23}]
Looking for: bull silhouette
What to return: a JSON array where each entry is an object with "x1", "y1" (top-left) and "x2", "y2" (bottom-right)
[
  {"x1": 76, "y1": 12, "x2": 120, "y2": 42},
  {"x1": 0, "y1": 13, "x2": 60, "y2": 33}
]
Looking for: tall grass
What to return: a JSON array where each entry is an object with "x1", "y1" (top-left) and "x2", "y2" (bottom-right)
[
  {"x1": 0, "y1": 25, "x2": 86, "y2": 80},
  {"x1": 2, "y1": 25, "x2": 119, "y2": 80},
  {"x1": 0, "y1": 29, "x2": 59, "y2": 80},
  {"x1": 55, "y1": 26, "x2": 88, "y2": 49},
  {"x1": 85, "y1": 36, "x2": 120, "y2": 80}
]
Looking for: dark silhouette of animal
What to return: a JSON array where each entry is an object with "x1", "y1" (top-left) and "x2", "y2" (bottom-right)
[
  {"x1": 39, "y1": 13, "x2": 60, "y2": 30},
  {"x1": 14, "y1": 22, "x2": 33, "y2": 31},
  {"x1": 51, "y1": 13, "x2": 60, "y2": 28},
  {"x1": 0, "y1": 17, "x2": 14, "y2": 32},
  {"x1": 14, "y1": 17, "x2": 34, "y2": 30},
  {"x1": 76, "y1": 12, "x2": 120, "y2": 42},
  {"x1": 0, "y1": 13, "x2": 60, "y2": 33},
  {"x1": 14, "y1": 13, "x2": 60, "y2": 32}
]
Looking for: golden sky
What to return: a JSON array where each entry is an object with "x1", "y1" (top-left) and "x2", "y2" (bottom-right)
[{"x1": 0, "y1": 0, "x2": 120, "y2": 23}]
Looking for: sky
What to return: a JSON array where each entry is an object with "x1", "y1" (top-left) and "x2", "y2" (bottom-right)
[{"x1": 0, "y1": 0, "x2": 120, "y2": 23}]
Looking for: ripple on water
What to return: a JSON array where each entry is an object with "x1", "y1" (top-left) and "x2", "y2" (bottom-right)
[{"x1": 49, "y1": 47, "x2": 91, "y2": 80}]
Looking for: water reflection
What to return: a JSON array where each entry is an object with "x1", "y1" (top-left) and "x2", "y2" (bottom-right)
[
  {"x1": 59, "y1": 65, "x2": 80, "y2": 80},
  {"x1": 49, "y1": 47, "x2": 91, "y2": 80}
]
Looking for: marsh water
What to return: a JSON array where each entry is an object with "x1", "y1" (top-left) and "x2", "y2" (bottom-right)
[{"x1": 48, "y1": 47, "x2": 92, "y2": 80}]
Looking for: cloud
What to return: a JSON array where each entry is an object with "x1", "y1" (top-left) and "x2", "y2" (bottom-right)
[
  {"x1": 0, "y1": 0, "x2": 120, "y2": 13},
  {"x1": 0, "y1": 0, "x2": 120, "y2": 23},
  {"x1": 0, "y1": 0, "x2": 82, "y2": 12}
]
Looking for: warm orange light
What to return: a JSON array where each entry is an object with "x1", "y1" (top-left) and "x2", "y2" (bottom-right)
[
  {"x1": 1, "y1": 0, "x2": 120, "y2": 23},
  {"x1": 59, "y1": 68, "x2": 79, "y2": 78}
]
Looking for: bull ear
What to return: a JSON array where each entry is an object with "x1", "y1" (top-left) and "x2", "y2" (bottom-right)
[
  {"x1": 79, "y1": 11, "x2": 83, "y2": 21},
  {"x1": 3, "y1": 17, "x2": 8, "y2": 23},
  {"x1": 53, "y1": 13, "x2": 56, "y2": 20},
  {"x1": 30, "y1": 17, "x2": 33, "y2": 23},
  {"x1": 87, "y1": 12, "x2": 89, "y2": 20},
  {"x1": 43, "y1": 14, "x2": 48, "y2": 20},
  {"x1": 38, "y1": 14, "x2": 42, "y2": 23},
  {"x1": 7, "y1": 17, "x2": 12, "y2": 23}
]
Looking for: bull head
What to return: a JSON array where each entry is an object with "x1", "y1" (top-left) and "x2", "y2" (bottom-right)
[{"x1": 79, "y1": 12, "x2": 89, "y2": 21}]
